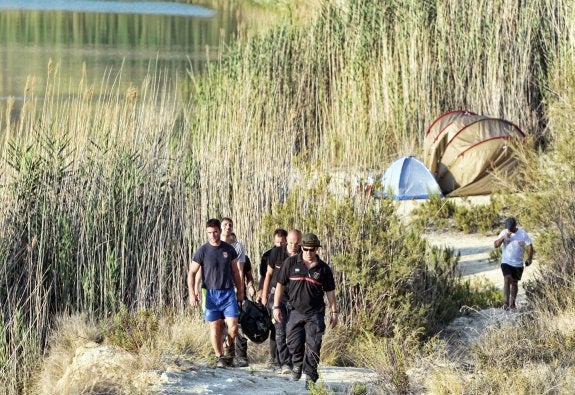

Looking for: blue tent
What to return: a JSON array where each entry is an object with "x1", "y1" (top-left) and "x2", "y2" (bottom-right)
[{"x1": 378, "y1": 156, "x2": 442, "y2": 200}]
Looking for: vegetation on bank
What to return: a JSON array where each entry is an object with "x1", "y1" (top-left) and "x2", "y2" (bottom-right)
[{"x1": 1, "y1": 0, "x2": 575, "y2": 393}]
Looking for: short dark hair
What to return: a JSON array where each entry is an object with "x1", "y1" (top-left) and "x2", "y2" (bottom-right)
[
  {"x1": 273, "y1": 228, "x2": 288, "y2": 238},
  {"x1": 505, "y1": 217, "x2": 517, "y2": 231},
  {"x1": 206, "y1": 218, "x2": 221, "y2": 229},
  {"x1": 221, "y1": 217, "x2": 233, "y2": 224}
]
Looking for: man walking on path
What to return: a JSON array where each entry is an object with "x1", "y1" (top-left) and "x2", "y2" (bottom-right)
[
  {"x1": 187, "y1": 218, "x2": 244, "y2": 367},
  {"x1": 258, "y1": 228, "x2": 288, "y2": 300},
  {"x1": 494, "y1": 217, "x2": 534, "y2": 310},
  {"x1": 273, "y1": 233, "x2": 338, "y2": 390},
  {"x1": 257, "y1": 228, "x2": 288, "y2": 369},
  {"x1": 221, "y1": 218, "x2": 247, "y2": 275},
  {"x1": 262, "y1": 229, "x2": 301, "y2": 374},
  {"x1": 220, "y1": 219, "x2": 253, "y2": 367},
  {"x1": 234, "y1": 251, "x2": 257, "y2": 367}
]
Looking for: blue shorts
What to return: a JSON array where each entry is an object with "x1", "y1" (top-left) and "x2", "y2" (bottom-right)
[{"x1": 203, "y1": 288, "x2": 239, "y2": 321}]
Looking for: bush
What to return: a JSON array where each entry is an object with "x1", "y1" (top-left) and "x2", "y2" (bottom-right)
[
  {"x1": 103, "y1": 305, "x2": 160, "y2": 353},
  {"x1": 411, "y1": 195, "x2": 504, "y2": 234},
  {"x1": 261, "y1": 178, "x2": 482, "y2": 348}
]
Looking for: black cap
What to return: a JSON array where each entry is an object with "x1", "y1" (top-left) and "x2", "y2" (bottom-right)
[{"x1": 505, "y1": 217, "x2": 517, "y2": 231}]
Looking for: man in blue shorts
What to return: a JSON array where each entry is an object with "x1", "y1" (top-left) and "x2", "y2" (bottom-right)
[
  {"x1": 187, "y1": 218, "x2": 245, "y2": 367},
  {"x1": 494, "y1": 217, "x2": 534, "y2": 310}
]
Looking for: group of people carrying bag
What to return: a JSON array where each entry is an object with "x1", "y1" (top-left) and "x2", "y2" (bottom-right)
[{"x1": 187, "y1": 218, "x2": 338, "y2": 390}]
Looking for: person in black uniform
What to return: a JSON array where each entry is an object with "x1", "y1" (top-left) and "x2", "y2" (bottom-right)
[
  {"x1": 257, "y1": 228, "x2": 288, "y2": 369},
  {"x1": 235, "y1": 251, "x2": 257, "y2": 367},
  {"x1": 272, "y1": 233, "x2": 338, "y2": 390},
  {"x1": 258, "y1": 228, "x2": 288, "y2": 296},
  {"x1": 262, "y1": 229, "x2": 301, "y2": 374}
]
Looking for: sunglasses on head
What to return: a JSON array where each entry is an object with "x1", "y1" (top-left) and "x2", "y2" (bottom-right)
[{"x1": 301, "y1": 247, "x2": 316, "y2": 252}]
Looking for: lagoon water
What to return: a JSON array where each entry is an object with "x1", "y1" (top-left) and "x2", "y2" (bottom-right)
[
  {"x1": 0, "y1": 0, "x2": 216, "y2": 17},
  {"x1": 0, "y1": 0, "x2": 248, "y2": 100}
]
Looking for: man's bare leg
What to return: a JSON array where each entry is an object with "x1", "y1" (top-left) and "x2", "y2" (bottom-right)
[
  {"x1": 510, "y1": 280, "x2": 519, "y2": 309},
  {"x1": 209, "y1": 319, "x2": 224, "y2": 356},
  {"x1": 503, "y1": 275, "x2": 513, "y2": 309},
  {"x1": 224, "y1": 316, "x2": 239, "y2": 349}
]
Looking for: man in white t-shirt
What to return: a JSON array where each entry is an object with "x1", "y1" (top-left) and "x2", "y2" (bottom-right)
[{"x1": 494, "y1": 217, "x2": 534, "y2": 310}]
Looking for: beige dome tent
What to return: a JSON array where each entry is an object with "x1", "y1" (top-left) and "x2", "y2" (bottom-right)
[{"x1": 423, "y1": 110, "x2": 525, "y2": 196}]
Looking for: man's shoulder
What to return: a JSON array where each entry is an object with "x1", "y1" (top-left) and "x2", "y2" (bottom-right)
[
  {"x1": 219, "y1": 241, "x2": 238, "y2": 254},
  {"x1": 269, "y1": 245, "x2": 286, "y2": 259},
  {"x1": 262, "y1": 248, "x2": 273, "y2": 259},
  {"x1": 318, "y1": 258, "x2": 333, "y2": 271},
  {"x1": 284, "y1": 253, "x2": 300, "y2": 265},
  {"x1": 518, "y1": 228, "x2": 532, "y2": 241},
  {"x1": 196, "y1": 242, "x2": 211, "y2": 252}
]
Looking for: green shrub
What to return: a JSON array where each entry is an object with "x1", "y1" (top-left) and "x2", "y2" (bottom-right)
[
  {"x1": 410, "y1": 194, "x2": 457, "y2": 230},
  {"x1": 262, "y1": 179, "x2": 480, "y2": 343},
  {"x1": 454, "y1": 199, "x2": 503, "y2": 234},
  {"x1": 103, "y1": 305, "x2": 160, "y2": 353},
  {"x1": 411, "y1": 196, "x2": 503, "y2": 233}
]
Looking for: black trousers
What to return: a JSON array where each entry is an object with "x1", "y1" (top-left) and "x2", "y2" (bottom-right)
[
  {"x1": 286, "y1": 310, "x2": 325, "y2": 382},
  {"x1": 272, "y1": 301, "x2": 291, "y2": 367},
  {"x1": 235, "y1": 329, "x2": 248, "y2": 359}
]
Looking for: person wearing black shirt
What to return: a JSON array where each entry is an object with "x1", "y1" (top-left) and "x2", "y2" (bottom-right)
[
  {"x1": 257, "y1": 228, "x2": 288, "y2": 300},
  {"x1": 273, "y1": 233, "x2": 338, "y2": 390},
  {"x1": 257, "y1": 228, "x2": 287, "y2": 369},
  {"x1": 262, "y1": 229, "x2": 301, "y2": 374},
  {"x1": 235, "y1": 252, "x2": 257, "y2": 367}
]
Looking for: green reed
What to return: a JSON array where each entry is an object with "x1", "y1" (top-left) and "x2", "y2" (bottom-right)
[{"x1": 0, "y1": 0, "x2": 573, "y2": 392}]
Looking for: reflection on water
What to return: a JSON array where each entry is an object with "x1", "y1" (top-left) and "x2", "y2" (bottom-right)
[
  {"x1": 0, "y1": 0, "x2": 216, "y2": 17},
  {"x1": 0, "y1": 1, "x2": 246, "y2": 100}
]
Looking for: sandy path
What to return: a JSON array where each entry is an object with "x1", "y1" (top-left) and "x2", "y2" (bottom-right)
[
  {"x1": 156, "y1": 362, "x2": 378, "y2": 394},
  {"x1": 156, "y1": 230, "x2": 539, "y2": 394},
  {"x1": 424, "y1": 230, "x2": 539, "y2": 305},
  {"x1": 424, "y1": 230, "x2": 541, "y2": 368}
]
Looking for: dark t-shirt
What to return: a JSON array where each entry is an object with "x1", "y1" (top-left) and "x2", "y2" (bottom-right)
[
  {"x1": 243, "y1": 255, "x2": 253, "y2": 288},
  {"x1": 260, "y1": 248, "x2": 272, "y2": 281},
  {"x1": 276, "y1": 253, "x2": 336, "y2": 314},
  {"x1": 267, "y1": 245, "x2": 289, "y2": 289},
  {"x1": 244, "y1": 255, "x2": 252, "y2": 274},
  {"x1": 193, "y1": 242, "x2": 238, "y2": 290}
]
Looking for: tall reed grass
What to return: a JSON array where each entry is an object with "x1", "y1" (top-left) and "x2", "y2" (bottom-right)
[
  {"x1": 427, "y1": 1, "x2": 575, "y2": 391},
  {"x1": 0, "y1": 0, "x2": 572, "y2": 392}
]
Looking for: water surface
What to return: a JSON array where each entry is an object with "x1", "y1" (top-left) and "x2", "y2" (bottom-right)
[
  {"x1": 0, "y1": 0, "x2": 249, "y2": 100},
  {"x1": 0, "y1": 0, "x2": 216, "y2": 17}
]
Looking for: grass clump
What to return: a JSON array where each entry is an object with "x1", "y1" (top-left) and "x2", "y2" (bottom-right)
[
  {"x1": 410, "y1": 194, "x2": 457, "y2": 230},
  {"x1": 33, "y1": 310, "x2": 211, "y2": 394},
  {"x1": 411, "y1": 195, "x2": 504, "y2": 233},
  {"x1": 102, "y1": 305, "x2": 160, "y2": 353}
]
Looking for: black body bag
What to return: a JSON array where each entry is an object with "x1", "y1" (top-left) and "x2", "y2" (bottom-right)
[{"x1": 239, "y1": 299, "x2": 272, "y2": 343}]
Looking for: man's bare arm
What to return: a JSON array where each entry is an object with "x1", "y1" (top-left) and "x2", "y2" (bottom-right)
[
  {"x1": 261, "y1": 266, "x2": 274, "y2": 305},
  {"x1": 326, "y1": 290, "x2": 338, "y2": 328},
  {"x1": 245, "y1": 269, "x2": 256, "y2": 298},
  {"x1": 187, "y1": 261, "x2": 201, "y2": 307},
  {"x1": 272, "y1": 283, "x2": 285, "y2": 323},
  {"x1": 232, "y1": 259, "x2": 245, "y2": 302}
]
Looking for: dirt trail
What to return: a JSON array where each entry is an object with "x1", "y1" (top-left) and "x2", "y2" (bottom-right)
[
  {"x1": 155, "y1": 361, "x2": 378, "y2": 394},
  {"x1": 424, "y1": 230, "x2": 539, "y2": 304},
  {"x1": 155, "y1": 230, "x2": 539, "y2": 394},
  {"x1": 424, "y1": 230, "x2": 540, "y2": 367}
]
